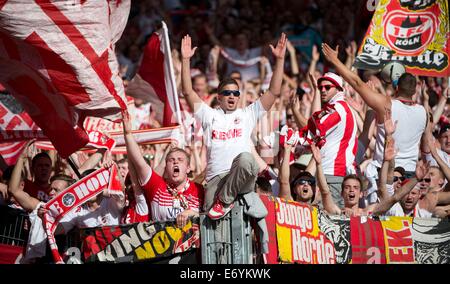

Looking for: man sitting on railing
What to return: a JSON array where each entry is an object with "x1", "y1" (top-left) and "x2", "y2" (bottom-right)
[
  {"x1": 122, "y1": 112, "x2": 203, "y2": 228},
  {"x1": 180, "y1": 33, "x2": 287, "y2": 220}
]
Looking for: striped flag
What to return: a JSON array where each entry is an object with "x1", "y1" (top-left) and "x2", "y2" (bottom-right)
[
  {"x1": 126, "y1": 21, "x2": 182, "y2": 127},
  {"x1": 0, "y1": 0, "x2": 130, "y2": 157}
]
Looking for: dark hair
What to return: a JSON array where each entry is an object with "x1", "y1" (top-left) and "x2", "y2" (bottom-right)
[
  {"x1": 341, "y1": 174, "x2": 363, "y2": 191},
  {"x1": 50, "y1": 174, "x2": 76, "y2": 186},
  {"x1": 192, "y1": 73, "x2": 207, "y2": 82},
  {"x1": 290, "y1": 171, "x2": 316, "y2": 202},
  {"x1": 218, "y1": 78, "x2": 239, "y2": 94},
  {"x1": 397, "y1": 73, "x2": 416, "y2": 97},
  {"x1": 31, "y1": 152, "x2": 51, "y2": 167},
  {"x1": 166, "y1": 147, "x2": 191, "y2": 165},
  {"x1": 256, "y1": 177, "x2": 272, "y2": 193},
  {"x1": 394, "y1": 166, "x2": 406, "y2": 177},
  {"x1": 439, "y1": 123, "x2": 450, "y2": 137},
  {"x1": 117, "y1": 158, "x2": 128, "y2": 165}
]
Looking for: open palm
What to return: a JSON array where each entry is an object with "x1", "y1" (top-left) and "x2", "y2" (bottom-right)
[
  {"x1": 270, "y1": 33, "x2": 287, "y2": 59},
  {"x1": 181, "y1": 35, "x2": 197, "y2": 59},
  {"x1": 322, "y1": 43, "x2": 339, "y2": 64}
]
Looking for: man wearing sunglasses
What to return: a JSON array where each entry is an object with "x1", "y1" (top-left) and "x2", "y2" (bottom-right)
[
  {"x1": 299, "y1": 71, "x2": 358, "y2": 209},
  {"x1": 181, "y1": 33, "x2": 287, "y2": 220}
]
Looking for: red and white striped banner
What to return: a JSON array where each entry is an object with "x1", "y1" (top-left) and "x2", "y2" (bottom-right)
[{"x1": 0, "y1": 0, "x2": 130, "y2": 158}]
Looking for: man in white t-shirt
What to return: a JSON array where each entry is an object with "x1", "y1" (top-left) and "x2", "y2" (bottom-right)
[{"x1": 181, "y1": 33, "x2": 287, "y2": 219}]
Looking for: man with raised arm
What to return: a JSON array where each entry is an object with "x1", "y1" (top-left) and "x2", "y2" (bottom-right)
[
  {"x1": 122, "y1": 112, "x2": 203, "y2": 227},
  {"x1": 322, "y1": 44, "x2": 427, "y2": 177},
  {"x1": 298, "y1": 71, "x2": 358, "y2": 209},
  {"x1": 181, "y1": 33, "x2": 287, "y2": 220}
]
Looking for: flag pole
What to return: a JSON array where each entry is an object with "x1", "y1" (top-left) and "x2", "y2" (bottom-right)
[
  {"x1": 67, "y1": 156, "x2": 82, "y2": 179},
  {"x1": 161, "y1": 21, "x2": 182, "y2": 126}
]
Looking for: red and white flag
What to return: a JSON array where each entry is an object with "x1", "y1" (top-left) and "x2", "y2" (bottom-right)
[
  {"x1": 0, "y1": 0, "x2": 130, "y2": 158},
  {"x1": 126, "y1": 21, "x2": 182, "y2": 127},
  {"x1": 0, "y1": 94, "x2": 43, "y2": 165}
]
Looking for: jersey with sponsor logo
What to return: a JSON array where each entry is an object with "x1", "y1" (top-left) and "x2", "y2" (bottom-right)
[
  {"x1": 195, "y1": 100, "x2": 266, "y2": 181},
  {"x1": 141, "y1": 169, "x2": 203, "y2": 222},
  {"x1": 303, "y1": 93, "x2": 357, "y2": 176},
  {"x1": 24, "y1": 180, "x2": 51, "y2": 202}
]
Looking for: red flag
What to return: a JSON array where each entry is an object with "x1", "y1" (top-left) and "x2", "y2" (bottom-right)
[
  {"x1": 126, "y1": 21, "x2": 181, "y2": 127},
  {"x1": 0, "y1": 94, "x2": 42, "y2": 165},
  {"x1": 0, "y1": 0, "x2": 130, "y2": 157}
]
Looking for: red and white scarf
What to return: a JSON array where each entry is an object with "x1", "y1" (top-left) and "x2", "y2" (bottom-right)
[
  {"x1": 166, "y1": 179, "x2": 190, "y2": 210},
  {"x1": 43, "y1": 164, "x2": 121, "y2": 263},
  {"x1": 220, "y1": 49, "x2": 262, "y2": 68}
]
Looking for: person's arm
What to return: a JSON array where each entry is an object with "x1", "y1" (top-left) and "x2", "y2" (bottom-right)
[
  {"x1": 250, "y1": 145, "x2": 268, "y2": 174},
  {"x1": 154, "y1": 143, "x2": 172, "y2": 177},
  {"x1": 206, "y1": 45, "x2": 221, "y2": 88},
  {"x1": 373, "y1": 160, "x2": 429, "y2": 215},
  {"x1": 122, "y1": 111, "x2": 152, "y2": 186},
  {"x1": 377, "y1": 111, "x2": 397, "y2": 202},
  {"x1": 278, "y1": 143, "x2": 293, "y2": 201},
  {"x1": 308, "y1": 73, "x2": 321, "y2": 115},
  {"x1": 290, "y1": 91, "x2": 308, "y2": 128},
  {"x1": 358, "y1": 109, "x2": 376, "y2": 152},
  {"x1": 260, "y1": 33, "x2": 287, "y2": 111},
  {"x1": 344, "y1": 41, "x2": 357, "y2": 70},
  {"x1": 322, "y1": 43, "x2": 388, "y2": 118},
  {"x1": 8, "y1": 145, "x2": 40, "y2": 212},
  {"x1": 308, "y1": 45, "x2": 320, "y2": 76},
  {"x1": 181, "y1": 35, "x2": 203, "y2": 113},
  {"x1": 311, "y1": 143, "x2": 341, "y2": 215},
  {"x1": 428, "y1": 133, "x2": 450, "y2": 182},
  {"x1": 432, "y1": 87, "x2": 448, "y2": 127},
  {"x1": 77, "y1": 148, "x2": 106, "y2": 174},
  {"x1": 286, "y1": 40, "x2": 299, "y2": 76}
]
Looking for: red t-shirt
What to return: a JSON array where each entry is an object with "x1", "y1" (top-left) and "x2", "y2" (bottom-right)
[
  {"x1": 142, "y1": 171, "x2": 204, "y2": 222},
  {"x1": 120, "y1": 194, "x2": 149, "y2": 224},
  {"x1": 24, "y1": 180, "x2": 51, "y2": 202}
]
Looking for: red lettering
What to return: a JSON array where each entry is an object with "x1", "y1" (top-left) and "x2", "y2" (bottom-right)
[
  {"x1": 236, "y1": 128, "x2": 242, "y2": 137},
  {"x1": 386, "y1": 228, "x2": 413, "y2": 247},
  {"x1": 6, "y1": 116, "x2": 22, "y2": 131},
  {"x1": 212, "y1": 130, "x2": 218, "y2": 139},
  {"x1": 0, "y1": 104, "x2": 7, "y2": 125},
  {"x1": 211, "y1": 129, "x2": 243, "y2": 140},
  {"x1": 219, "y1": 132, "x2": 226, "y2": 140},
  {"x1": 389, "y1": 247, "x2": 414, "y2": 262}
]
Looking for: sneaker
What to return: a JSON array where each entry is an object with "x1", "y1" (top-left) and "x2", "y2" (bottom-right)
[{"x1": 207, "y1": 200, "x2": 234, "y2": 220}]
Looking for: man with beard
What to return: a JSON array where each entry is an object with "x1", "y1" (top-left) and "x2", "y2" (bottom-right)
[
  {"x1": 122, "y1": 112, "x2": 203, "y2": 227},
  {"x1": 181, "y1": 33, "x2": 287, "y2": 220}
]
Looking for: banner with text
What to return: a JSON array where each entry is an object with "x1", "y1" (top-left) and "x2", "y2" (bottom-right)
[{"x1": 354, "y1": 0, "x2": 450, "y2": 77}]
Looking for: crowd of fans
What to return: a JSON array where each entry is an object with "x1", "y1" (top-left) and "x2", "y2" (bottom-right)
[{"x1": 1, "y1": 0, "x2": 450, "y2": 263}]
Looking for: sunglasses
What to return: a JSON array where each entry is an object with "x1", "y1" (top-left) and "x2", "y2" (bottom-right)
[
  {"x1": 297, "y1": 179, "x2": 315, "y2": 186},
  {"x1": 393, "y1": 176, "x2": 406, "y2": 182},
  {"x1": 419, "y1": 178, "x2": 431, "y2": 183},
  {"x1": 318, "y1": 85, "x2": 336, "y2": 91},
  {"x1": 220, "y1": 90, "x2": 241, "y2": 97}
]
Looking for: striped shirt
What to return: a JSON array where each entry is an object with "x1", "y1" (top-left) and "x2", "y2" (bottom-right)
[
  {"x1": 307, "y1": 93, "x2": 358, "y2": 176},
  {"x1": 141, "y1": 170, "x2": 203, "y2": 222}
]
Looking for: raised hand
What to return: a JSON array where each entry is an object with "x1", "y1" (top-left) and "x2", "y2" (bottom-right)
[
  {"x1": 311, "y1": 45, "x2": 320, "y2": 62},
  {"x1": 415, "y1": 160, "x2": 430, "y2": 181},
  {"x1": 122, "y1": 110, "x2": 132, "y2": 134},
  {"x1": 311, "y1": 142, "x2": 322, "y2": 165},
  {"x1": 286, "y1": 39, "x2": 296, "y2": 54},
  {"x1": 181, "y1": 35, "x2": 197, "y2": 59},
  {"x1": 270, "y1": 33, "x2": 287, "y2": 60},
  {"x1": 308, "y1": 72, "x2": 318, "y2": 90},
  {"x1": 384, "y1": 137, "x2": 397, "y2": 161},
  {"x1": 383, "y1": 106, "x2": 397, "y2": 136},
  {"x1": 321, "y1": 43, "x2": 340, "y2": 64},
  {"x1": 289, "y1": 90, "x2": 301, "y2": 111}
]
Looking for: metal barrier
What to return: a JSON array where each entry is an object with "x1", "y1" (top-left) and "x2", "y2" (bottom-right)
[
  {"x1": 200, "y1": 197, "x2": 253, "y2": 264},
  {"x1": 0, "y1": 205, "x2": 29, "y2": 247}
]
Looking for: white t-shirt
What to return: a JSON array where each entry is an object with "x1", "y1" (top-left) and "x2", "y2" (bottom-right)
[
  {"x1": 60, "y1": 197, "x2": 123, "y2": 231},
  {"x1": 372, "y1": 100, "x2": 426, "y2": 171},
  {"x1": 195, "y1": 100, "x2": 266, "y2": 181},
  {"x1": 424, "y1": 149, "x2": 450, "y2": 168},
  {"x1": 224, "y1": 47, "x2": 262, "y2": 82},
  {"x1": 386, "y1": 202, "x2": 432, "y2": 218}
]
